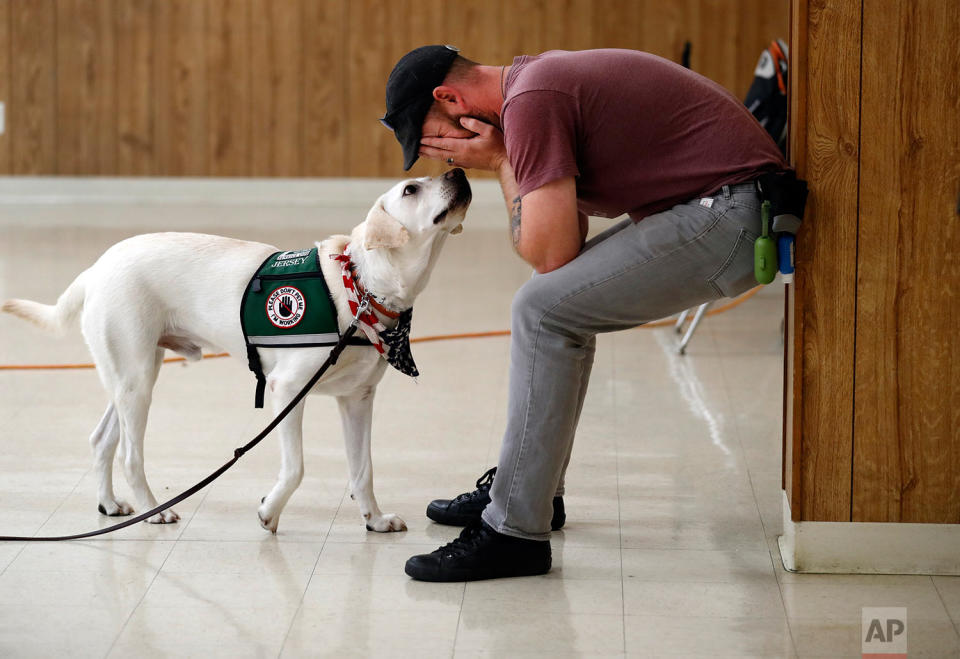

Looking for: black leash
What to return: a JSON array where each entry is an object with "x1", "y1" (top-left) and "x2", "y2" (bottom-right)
[{"x1": 0, "y1": 322, "x2": 362, "y2": 542}]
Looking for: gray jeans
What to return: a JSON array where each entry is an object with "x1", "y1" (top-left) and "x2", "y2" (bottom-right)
[{"x1": 481, "y1": 182, "x2": 763, "y2": 540}]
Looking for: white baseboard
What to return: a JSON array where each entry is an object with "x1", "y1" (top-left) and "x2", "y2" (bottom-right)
[
  {"x1": 0, "y1": 176, "x2": 506, "y2": 207},
  {"x1": 778, "y1": 491, "x2": 960, "y2": 575}
]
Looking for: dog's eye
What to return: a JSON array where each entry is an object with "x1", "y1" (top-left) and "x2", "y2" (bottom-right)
[{"x1": 402, "y1": 184, "x2": 418, "y2": 197}]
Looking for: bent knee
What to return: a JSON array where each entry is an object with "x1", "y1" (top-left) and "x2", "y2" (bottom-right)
[
  {"x1": 511, "y1": 277, "x2": 598, "y2": 347},
  {"x1": 511, "y1": 276, "x2": 559, "y2": 322}
]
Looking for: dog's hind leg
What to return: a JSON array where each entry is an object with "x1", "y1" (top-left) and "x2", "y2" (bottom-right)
[
  {"x1": 113, "y1": 348, "x2": 179, "y2": 524},
  {"x1": 336, "y1": 388, "x2": 406, "y2": 532},
  {"x1": 90, "y1": 403, "x2": 133, "y2": 516},
  {"x1": 257, "y1": 378, "x2": 307, "y2": 534}
]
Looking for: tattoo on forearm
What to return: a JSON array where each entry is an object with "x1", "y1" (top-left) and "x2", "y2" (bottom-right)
[{"x1": 510, "y1": 196, "x2": 522, "y2": 248}]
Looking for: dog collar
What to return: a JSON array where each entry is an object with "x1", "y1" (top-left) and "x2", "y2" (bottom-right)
[
  {"x1": 351, "y1": 274, "x2": 401, "y2": 320},
  {"x1": 332, "y1": 248, "x2": 402, "y2": 320}
]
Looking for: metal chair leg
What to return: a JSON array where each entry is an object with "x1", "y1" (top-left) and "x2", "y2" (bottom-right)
[
  {"x1": 674, "y1": 308, "x2": 691, "y2": 334},
  {"x1": 677, "y1": 301, "x2": 711, "y2": 355}
]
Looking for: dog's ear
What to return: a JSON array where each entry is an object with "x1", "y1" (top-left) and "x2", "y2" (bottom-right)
[
  {"x1": 363, "y1": 204, "x2": 410, "y2": 250},
  {"x1": 450, "y1": 224, "x2": 463, "y2": 235}
]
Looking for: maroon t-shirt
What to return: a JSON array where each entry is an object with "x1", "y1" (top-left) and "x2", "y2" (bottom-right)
[{"x1": 502, "y1": 49, "x2": 788, "y2": 220}]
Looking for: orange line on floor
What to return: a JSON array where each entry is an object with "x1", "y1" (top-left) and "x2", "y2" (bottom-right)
[{"x1": 0, "y1": 287, "x2": 761, "y2": 371}]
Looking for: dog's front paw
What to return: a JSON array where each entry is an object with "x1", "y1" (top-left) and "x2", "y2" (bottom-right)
[
  {"x1": 365, "y1": 513, "x2": 407, "y2": 533},
  {"x1": 97, "y1": 500, "x2": 134, "y2": 517},
  {"x1": 258, "y1": 507, "x2": 279, "y2": 534},
  {"x1": 145, "y1": 509, "x2": 180, "y2": 524}
]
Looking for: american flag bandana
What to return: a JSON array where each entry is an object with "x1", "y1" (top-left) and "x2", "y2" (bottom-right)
[
  {"x1": 332, "y1": 248, "x2": 419, "y2": 378},
  {"x1": 380, "y1": 308, "x2": 419, "y2": 377}
]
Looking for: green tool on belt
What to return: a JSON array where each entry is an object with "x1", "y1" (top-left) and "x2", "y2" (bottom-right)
[{"x1": 754, "y1": 200, "x2": 778, "y2": 284}]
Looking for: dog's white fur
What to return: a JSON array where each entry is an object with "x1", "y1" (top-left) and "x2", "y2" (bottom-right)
[{"x1": 2, "y1": 171, "x2": 471, "y2": 533}]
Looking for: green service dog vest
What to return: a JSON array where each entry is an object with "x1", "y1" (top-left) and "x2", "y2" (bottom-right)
[{"x1": 240, "y1": 248, "x2": 368, "y2": 408}]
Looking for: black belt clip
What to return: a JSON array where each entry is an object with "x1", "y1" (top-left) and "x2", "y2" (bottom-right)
[{"x1": 756, "y1": 171, "x2": 809, "y2": 235}]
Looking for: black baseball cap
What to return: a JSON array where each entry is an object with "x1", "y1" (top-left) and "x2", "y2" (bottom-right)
[{"x1": 381, "y1": 45, "x2": 461, "y2": 170}]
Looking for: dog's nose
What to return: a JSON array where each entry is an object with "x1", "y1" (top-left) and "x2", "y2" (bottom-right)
[{"x1": 443, "y1": 167, "x2": 471, "y2": 207}]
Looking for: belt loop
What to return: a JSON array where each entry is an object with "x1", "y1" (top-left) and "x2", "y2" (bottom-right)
[{"x1": 722, "y1": 185, "x2": 731, "y2": 199}]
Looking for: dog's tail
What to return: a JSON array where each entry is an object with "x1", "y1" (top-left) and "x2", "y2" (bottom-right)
[{"x1": 2, "y1": 270, "x2": 88, "y2": 336}]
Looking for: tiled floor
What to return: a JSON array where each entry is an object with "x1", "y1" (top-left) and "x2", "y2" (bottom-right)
[{"x1": 1, "y1": 181, "x2": 958, "y2": 658}]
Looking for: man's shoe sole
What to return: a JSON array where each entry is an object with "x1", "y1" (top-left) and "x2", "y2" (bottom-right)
[{"x1": 404, "y1": 559, "x2": 551, "y2": 582}]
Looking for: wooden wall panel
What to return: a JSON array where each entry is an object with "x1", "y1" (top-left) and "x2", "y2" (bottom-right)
[
  {"x1": 592, "y1": 0, "x2": 642, "y2": 51},
  {"x1": 301, "y1": 0, "x2": 346, "y2": 177},
  {"x1": 207, "y1": 0, "x2": 251, "y2": 176},
  {"x1": 116, "y1": 0, "x2": 153, "y2": 175},
  {"x1": 56, "y1": 0, "x2": 115, "y2": 174},
  {"x1": 502, "y1": 0, "x2": 546, "y2": 63},
  {"x1": 640, "y1": 0, "x2": 688, "y2": 65},
  {"x1": 446, "y1": 0, "x2": 502, "y2": 68},
  {"x1": 11, "y1": 0, "x2": 56, "y2": 174},
  {"x1": 345, "y1": 0, "x2": 453, "y2": 178},
  {"x1": 543, "y1": 0, "x2": 594, "y2": 53},
  {"x1": 55, "y1": 0, "x2": 93, "y2": 174},
  {"x1": 853, "y1": 0, "x2": 960, "y2": 523},
  {"x1": 375, "y1": 0, "x2": 423, "y2": 177},
  {"x1": 732, "y1": 0, "x2": 767, "y2": 100},
  {"x1": 0, "y1": 0, "x2": 9, "y2": 174},
  {"x1": 408, "y1": 0, "x2": 446, "y2": 46},
  {"x1": 788, "y1": 0, "x2": 861, "y2": 522},
  {"x1": 154, "y1": 0, "x2": 206, "y2": 175},
  {"x1": 250, "y1": 0, "x2": 301, "y2": 176},
  {"x1": 345, "y1": 0, "x2": 391, "y2": 178},
  {"x1": 432, "y1": 0, "x2": 506, "y2": 181},
  {"x1": 93, "y1": 0, "x2": 117, "y2": 173},
  {"x1": 692, "y1": 1, "x2": 739, "y2": 98},
  {"x1": 403, "y1": 0, "x2": 446, "y2": 179},
  {"x1": 788, "y1": 0, "x2": 958, "y2": 525},
  {"x1": 390, "y1": 0, "x2": 447, "y2": 179},
  {"x1": 2, "y1": 0, "x2": 789, "y2": 177}
]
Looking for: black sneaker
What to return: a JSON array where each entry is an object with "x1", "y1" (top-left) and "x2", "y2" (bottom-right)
[
  {"x1": 405, "y1": 520, "x2": 551, "y2": 582},
  {"x1": 426, "y1": 466, "x2": 566, "y2": 530}
]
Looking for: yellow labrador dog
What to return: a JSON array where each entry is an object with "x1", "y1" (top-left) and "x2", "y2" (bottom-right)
[{"x1": 2, "y1": 169, "x2": 471, "y2": 534}]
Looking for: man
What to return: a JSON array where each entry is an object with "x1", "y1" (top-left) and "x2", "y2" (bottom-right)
[{"x1": 380, "y1": 45, "x2": 788, "y2": 581}]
